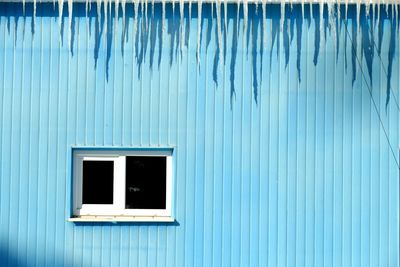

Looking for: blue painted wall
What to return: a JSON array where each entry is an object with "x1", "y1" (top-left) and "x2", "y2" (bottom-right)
[{"x1": 0, "y1": 3, "x2": 399, "y2": 266}]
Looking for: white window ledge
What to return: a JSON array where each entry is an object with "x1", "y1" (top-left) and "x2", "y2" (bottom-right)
[{"x1": 68, "y1": 216, "x2": 175, "y2": 223}]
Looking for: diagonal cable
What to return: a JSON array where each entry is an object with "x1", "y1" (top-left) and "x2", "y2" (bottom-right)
[
  {"x1": 344, "y1": 21, "x2": 400, "y2": 170},
  {"x1": 368, "y1": 20, "x2": 400, "y2": 111}
]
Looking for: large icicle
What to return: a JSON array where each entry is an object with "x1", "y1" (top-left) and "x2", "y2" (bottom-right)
[
  {"x1": 179, "y1": 0, "x2": 184, "y2": 52},
  {"x1": 216, "y1": 0, "x2": 224, "y2": 66},
  {"x1": 68, "y1": 0, "x2": 73, "y2": 51},
  {"x1": 188, "y1": 0, "x2": 193, "y2": 22},
  {"x1": 327, "y1": 0, "x2": 336, "y2": 44},
  {"x1": 280, "y1": 1, "x2": 285, "y2": 32},
  {"x1": 356, "y1": 0, "x2": 361, "y2": 32},
  {"x1": 115, "y1": 0, "x2": 120, "y2": 34},
  {"x1": 224, "y1": 0, "x2": 228, "y2": 34},
  {"x1": 197, "y1": 0, "x2": 202, "y2": 63},
  {"x1": 319, "y1": 1, "x2": 324, "y2": 43},
  {"x1": 133, "y1": 0, "x2": 139, "y2": 39},
  {"x1": 122, "y1": 0, "x2": 126, "y2": 33},
  {"x1": 244, "y1": 0, "x2": 249, "y2": 31},
  {"x1": 33, "y1": 0, "x2": 36, "y2": 31},
  {"x1": 59, "y1": 0, "x2": 64, "y2": 34},
  {"x1": 262, "y1": 0, "x2": 267, "y2": 47},
  {"x1": 162, "y1": 0, "x2": 166, "y2": 31},
  {"x1": 365, "y1": 0, "x2": 370, "y2": 18}
]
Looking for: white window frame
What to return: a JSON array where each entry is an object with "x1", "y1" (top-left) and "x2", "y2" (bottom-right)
[{"x1": 71, "y1": 149, "x2": 173, "y2": 222}]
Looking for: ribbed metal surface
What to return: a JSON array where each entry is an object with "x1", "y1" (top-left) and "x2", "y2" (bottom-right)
[{"x1": 0, "y1": 3, "x2": 399, "y2": 267}]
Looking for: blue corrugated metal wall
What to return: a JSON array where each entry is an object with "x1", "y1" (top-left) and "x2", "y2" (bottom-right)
[{"x1": 0, "y1": 3, "x2": 399, "y2": 266}]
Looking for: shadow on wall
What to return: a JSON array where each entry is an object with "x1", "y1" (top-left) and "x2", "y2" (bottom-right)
[
  {"x1": 0, "y1": 240, "x2": 77, "y2": 267},
  {"x1": 0, "y1": 3, "x2": 398, "y2": 105}
]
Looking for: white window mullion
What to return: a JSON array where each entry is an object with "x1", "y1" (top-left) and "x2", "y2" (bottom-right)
[{"x1": 113, "y1": 156, "x2": 126, "y2": 214}]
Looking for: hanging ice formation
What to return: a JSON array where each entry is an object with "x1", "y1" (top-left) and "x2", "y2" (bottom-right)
[{"x1": 20, "y1": 0, "x2": 400, "y2": 103}]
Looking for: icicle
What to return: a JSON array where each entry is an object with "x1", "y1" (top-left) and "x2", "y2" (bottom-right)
[
  {"x1": 366, "y1": 0, "x2": 371, "y2": 18},
  {"x1": 385, "y1": 0, "x2": 389, "y2": 15},
  {"x1": 122, "y1": 0, "x2": 126, "y2": 33},
  {"x1": 391, "y1": 1, "x2": 394, "y2": 22},
  {"x1": 144, "y1": 0, "x2": 148, "y2": 30},
  {"x1": 133, "y1": 0, "x2": 139, "y2": 37},
  {"x1": 188, "y1": 0, "x2": 193, "y2": 22},
  {"x1": 33, "y1": 0, "x2": 36, "y2": 31},
  {"x1": 86, "y1": 0, "x2": 89, "y2": 17},
  {"x1": 319, "y1": 1, "x2": 324, "y2": 41},
  {"x1": 179, "y1": 0, "x2": 184, "y2": 52},
  {"x1": 96, "y1": 0, "x2": 101, "y2": 34},
  {"x1": 197, "y1": 0, "x2": 202, "y2": 64},
  {"x1": 58, "y1": 0, "x2": 64, "y2": 32},
  {"x1": 115, "y1": 0, "x2": 120, "y2": 34},
  {"x1": 224, "y1": 0, "x2": 228, "y2": 34},
  {"x1": 337, "y1": 0, "x2": 341, "y2": 24},
  {"x1": 327, "y1": 0, "x2": 336, "y2": 45},
  {"x1": 377, "y1": 0, "x2": 381, "y2": 30},
  {"x1": 132, "y1": 0, "x2": 139, "y2": 55},
  {"x1": 244, "y1": 0, "x2": 249, "y2": 31},
  {"x1": 22, "y1": 0, "x2": 25, "y2": 15},
  {"x1": 162, "y1": 0, "x2": 166, "y2": 31},
  {"x1": 301, "y1": 0, "x2": 305, "y2": 20},
  {"x1": 280, "y1": 1, "x2": 285, "y2": 32},
  {"x1": 262, "y1": 0, "x2": 267, "y2": 47},
  {"x1": 68, "y1": 0, "x2": 73, "y2": 51},
  {"x1": 356, "y1": 0, "x2": 361, "y2": 31},
  {"x1": 104, "y1": 0, "x2": 109, "y2": 35},
  {"x1": 216, "y1": 0, "x2": 224, "y2": 66},
  {"x1": 345, "y1": 0, "x2": 348, "y2": 20}
]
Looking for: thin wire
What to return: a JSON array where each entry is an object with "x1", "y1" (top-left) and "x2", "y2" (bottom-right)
[
  {"x1": 344, "y1": 22, "x2": 400, "y2": 170},
  {"x1": 368, "y1": 20, "x2": 400, "y2": 111}
]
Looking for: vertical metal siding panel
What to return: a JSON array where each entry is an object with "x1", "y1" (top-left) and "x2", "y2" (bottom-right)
[
  {"x1": 193, "y1": 15, "x2": 205, "y2": 267},
  {"x1": 231, "y1": 14, "x2": 243, "y2": 267},
  {"x1": 18, "y1": 13, "x2": 33, "y2": 267},
  {"x1": 8, "y1": 8, "x2": 20, "y2": 267},
  {"x1": 286, "y1": 22, "x2": 298, "y2": 267},
  {"x1": 314, "y1": 20, "x2": 325, "y2": 267},
  {"x1": 360, "y1": 30, "x2": 372, "y2": 267},
  {"x1": 45, "y1": 17, "x2": 58, "y2": 267},
  {"x1": 0, "y1": 11, "x2": 5, "y2": 262},
  {"x1": 258, "y1": 14, "x2": 271, "y2": 267},
  {"x1": 342, "y1": 18, "x2": 353, "y2": 267},
  {"x1": 369, "y1": 22, "x2": 381, "y2": 266},
  {"x1": 296, "y1": 16, "x2": 307, "y2": 267},
  {"x1": 212, "y1": 28, "x2": 224, "y2": 267},
  {"x1": 240, "y1": 18, "x2": 252, "y2": 267},
  {"x1": 1, "y1": 5, "x2": 13, "y2": 265},
  {"x1": 267, "y1": 17, "x2": 279, "y2": 266},
  {"x1": 221, "y1": 13, "x2": 234, "y2": 267},
  {"x1": 202, "y1": 12, "x2": 214, "y2": 267},
  {"x1": 324, "y1": 27, "x2": 334, "y2": 267},
  {"x1": 332, "y1": 20, "x2": 345, "y2": 267},
  {"x1": 304, "y1": 21, "x2": 317, "y2": 267},
  {"x1": 379, "y1": 19, "x2": 390, "y2": 267},
  {"x1": 277, "y1": 21, "x2": 289, "y2": 267}
]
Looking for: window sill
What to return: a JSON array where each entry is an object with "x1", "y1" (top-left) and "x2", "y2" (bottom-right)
[{"x1": 68, "y1": 216, "x2": 175, "y2": 223}]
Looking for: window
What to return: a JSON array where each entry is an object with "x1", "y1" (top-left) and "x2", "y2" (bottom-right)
[{"x1": 71, "y1": 149, "x2": 173, "y2": 222}]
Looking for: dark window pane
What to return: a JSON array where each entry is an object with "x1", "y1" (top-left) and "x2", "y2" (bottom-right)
[
  {"x1": 125, "y1": 156, "x2": 166, "y2": 209},
  {"x1": 82, "y1": 161, "x2": 114, "y2": 204}
]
